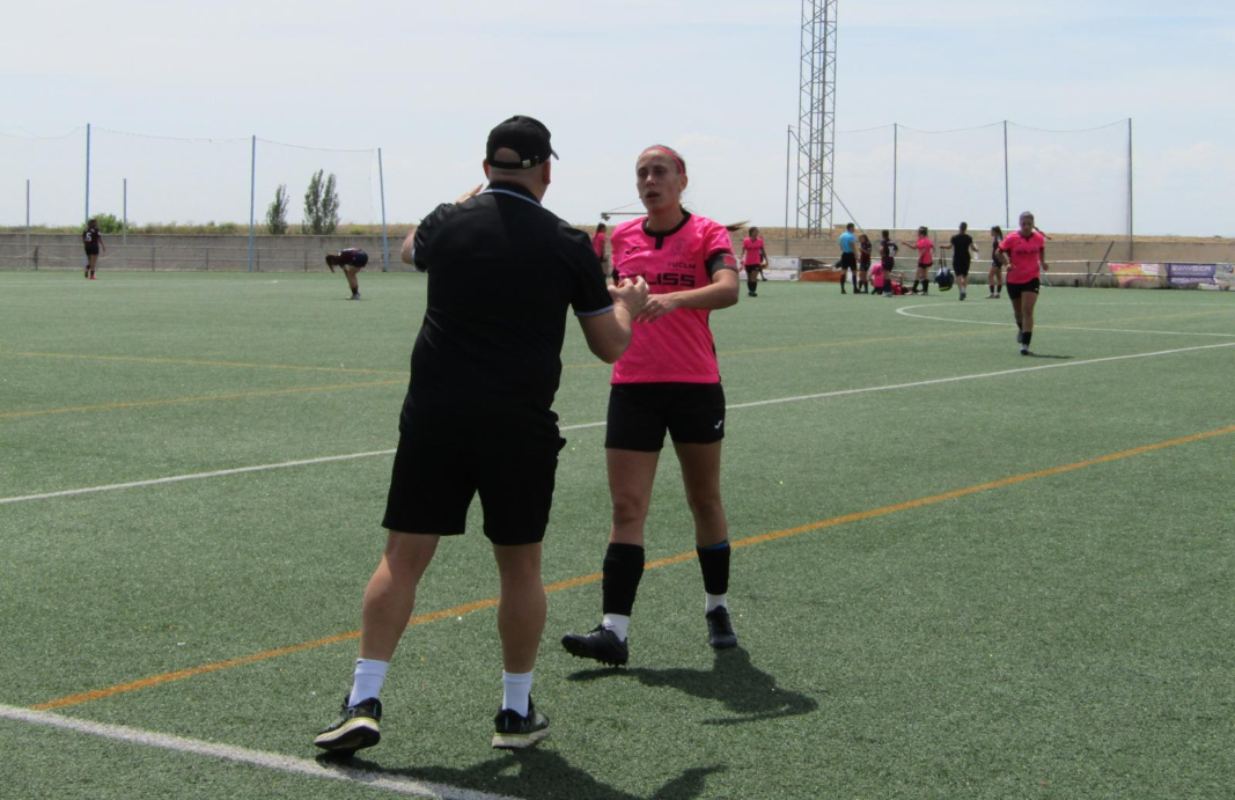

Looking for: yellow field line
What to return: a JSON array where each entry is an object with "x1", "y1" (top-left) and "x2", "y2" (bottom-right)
[
  {"x1": 0, "y1": 379, "x2": 404, "y2": 421},
  {"x1": 1, "y1": 350, "x2": 403, "y2": 377},
  {"x1": 30, "y1": 420, "x2": 1235, "y2": 712}
]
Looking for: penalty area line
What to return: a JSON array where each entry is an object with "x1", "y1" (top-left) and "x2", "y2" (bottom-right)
[{"x1": 0, "y1": 704, "x2": 521, "y2": 800}]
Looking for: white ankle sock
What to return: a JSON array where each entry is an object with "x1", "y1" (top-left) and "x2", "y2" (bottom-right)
[
  {"x1": 601, "y1": 613, "x2": 631, "y2": 642},
  {"x1": 706, "y1": 593, "x2": 728, "y2": 613},
  {"x1": 502, "y1": 671, "x2": 533, "y2": 717},
  {"x1": 348, "y1": 658, "x2": 389, "y2": 707}
]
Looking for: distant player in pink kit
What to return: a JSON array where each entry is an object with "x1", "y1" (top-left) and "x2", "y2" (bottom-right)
[
  {"x1": 561, "y1": 144, "x2": 741, "y2": 666},
  {"x1": 999, "y1": 211, "x2": 1048, "y2": 355},
  {"x1": 902, "y1": 226, "x2": 934, "y2": 294},
  {"x1": 740, "y1": 226, "x2": 767, "y2": 297}
]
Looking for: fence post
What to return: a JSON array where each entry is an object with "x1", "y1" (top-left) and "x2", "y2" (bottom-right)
[
  {"x1": 26, "y1": 179, "x2": 32, "y2": 269},
  {"x1": 248, "y1": 135, "x2": 256, "y2": 273},
  {"x1": 84, "y1": 123, "x2": 91, "y2": 224},
  {"x1": 378, "y1": 147, "x2": 390, "y2": 270}
]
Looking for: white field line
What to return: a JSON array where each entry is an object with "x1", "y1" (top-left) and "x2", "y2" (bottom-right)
[
  {"x1": 0, "y1": 704, "x2": 521, "y2": 800},
  {"x1": 3, "y1": 341, "x2": 1233, "y2": 507},
  {"x1": 895, "y1": 304, "x2": 1235, "y2": 338},
  {"x1": 726, "y1": 341, "x2": 1235, "y2": 410}
]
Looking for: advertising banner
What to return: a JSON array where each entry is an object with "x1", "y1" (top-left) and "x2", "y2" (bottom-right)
[
  {"x1": 1167, "y1": 263, "x2": 1233, "y2": 290},
  {"x1": 1109, "y1": 262, "x2": 1162, "y2": 288},
  {"x1": 760, "y1": 255, "x2": 801, "y2": 281}
]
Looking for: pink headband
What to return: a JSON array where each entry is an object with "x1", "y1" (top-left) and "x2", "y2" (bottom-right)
[{"x1": 643, "y1": 145, "x2": 686, "y2": 176}]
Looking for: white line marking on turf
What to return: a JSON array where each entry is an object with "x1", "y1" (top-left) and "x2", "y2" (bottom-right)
[
  {"x1": 726, "y1": 341, "x2": 1235, "y2": 410},
  {"x1": 0, "y1": 450, "x2": 397, "y2": 506},
  {"x1": 3, "y1": 342, "x2": 1232, "y2": 507},
  {"x1": 896, "y1": 304, "x2": 1235, "y2": 337},
  {"x1": 0, "y1": 704, "x2": 522, "y2": 800}
]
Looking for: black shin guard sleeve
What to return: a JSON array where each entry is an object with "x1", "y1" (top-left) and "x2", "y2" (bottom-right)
[
  {"x1": 602, "y1": 542, "x2": 645, "y2": 616},
  {"x1": 696, "y1": 541, "x2": 731, "y2": 596}
]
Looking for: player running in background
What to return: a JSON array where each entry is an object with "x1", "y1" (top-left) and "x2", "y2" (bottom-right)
[
  {"x1": 837, "y1": 222, "x2": 858, "y2": 294},
  {"x1": 561, "y1": 143, "x2": 741, "y2": 667},
  {"x1": 942, "y1": 222, "x2": 979, "y2": 301},
  {"x1": 741, "y1": 226, "x2": 767, "y2": 297},
  {"x1": 902, "y1": 226, "x2": 935, "y2": 294},
  {"x1": 82, "y1": 218, "x2": 105, "y2": 279},
  {"x1": 999, "y1": 212, "x2": 1048, "y2": 355},
  {"x1": 325, "y1": 247, "x2": 369, "y2": 300},
  {"x1": 988, "y1": 226, "x2": 1006, "y2": 298}
]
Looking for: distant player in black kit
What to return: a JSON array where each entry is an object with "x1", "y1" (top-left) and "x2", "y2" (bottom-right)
[
  {"x1": 82, "y1": 218, "x2": 105, "y2": 279},
  {"x1": 941, "y1": 222, "x2": 978, "y2": 301},
  {"x1": 326, "y1": 247, "x2": 369, "y2": 300}
]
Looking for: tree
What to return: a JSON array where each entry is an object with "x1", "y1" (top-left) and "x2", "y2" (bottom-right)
[
  {"x1": 266, "y1": 184, "x2": 289, "y2": 235},
  {"x1": 302, "y1": 170, "x2": 340, "y2": 235},
  {"x1": 93, "y1": 213, "x2": 126, "y2": 234}
]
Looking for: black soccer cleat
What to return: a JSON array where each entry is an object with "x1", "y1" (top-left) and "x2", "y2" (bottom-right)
[
  {"x1": 313, "y1": 696, "x2": 381, "y2": 755},
  {"x1": 705, "y1": 607, "x2": 738, "y2": 650},
  {"x1": 492, "y1": 698, "x2": 550, "y2": 750},
  {"x1": 561, "y1": 626, "x2": 629, "y2": 667}
]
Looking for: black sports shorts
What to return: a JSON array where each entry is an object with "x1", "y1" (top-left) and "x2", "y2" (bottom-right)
[
  {"x1": 952, "y1": 261, "x2": 970, "y2": 276},
  {"x1": 840, "y1": 252, "x2": 857, "y2": 269},
  {"x1": 605, "y1": 383, "x2": 726, "y2": 452},
  {"x1": 84, "y1": 245, "x2": 99, "y2": 256},
  {"x1": 382, "y1": 411, "x2": 565, "y2": 545},
  {"x1": 1005, "y1": 278, "x2": 1040, "y2": 299}
]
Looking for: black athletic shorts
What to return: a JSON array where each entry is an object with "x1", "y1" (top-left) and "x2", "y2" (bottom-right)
[
  {"x1": 382, "y1": 411, "x2": 565, "y2": 545},
  {"x1": 840, "y1": 252, "x2": 857, "y2": 269},
  {"x1": 84, "y1": 245, "x2": 99, "y2": 256},
  {"x1": 605, "y1": 383, "x2": 726, "y2": 452},
  {"x1": 953, "y1": 261, "x2": 970, "y2": 277},
  {"x1": 1006, "y1": 278, "x2": 1040, "y2": 299}
]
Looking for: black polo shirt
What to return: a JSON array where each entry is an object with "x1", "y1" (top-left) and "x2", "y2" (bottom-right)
[
  {"x1": 405, "y1": 181, "x2": 612, "y2": 429},
  {"x1": 950, "y1": 233, "x2": 974, "y2": 267}
]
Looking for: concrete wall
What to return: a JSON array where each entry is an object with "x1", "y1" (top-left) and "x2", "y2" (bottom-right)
[
  {"x1": 2, "y1": 229, "x2": 1232, "y2": 276},
  {"x1": 0, "y1": 233, "x2": 406, "y2": 272}
]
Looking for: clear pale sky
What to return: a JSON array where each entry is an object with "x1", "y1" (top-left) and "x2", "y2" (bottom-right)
[{"x1": 2, "y1": 0, "x2": 1231, "y2": 235}]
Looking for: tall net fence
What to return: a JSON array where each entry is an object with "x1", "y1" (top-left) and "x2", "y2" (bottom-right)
[
  {"x1": 1, "y1": 125, "x2": 382, "y2": 229},
  {"x1": 831, "y1": 119, "x2": 1131, "y2": 235}
]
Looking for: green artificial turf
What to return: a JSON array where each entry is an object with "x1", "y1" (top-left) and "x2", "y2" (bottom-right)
[{"x1": 1, "y1": 271, "x2": 1232, "y2": 799}]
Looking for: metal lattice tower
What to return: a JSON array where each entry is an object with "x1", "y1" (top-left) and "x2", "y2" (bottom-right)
[{"x1": 796, "y1": 0, "x2": 837, "y2": 236}]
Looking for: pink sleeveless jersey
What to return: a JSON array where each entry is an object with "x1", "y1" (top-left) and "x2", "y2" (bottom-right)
[{"x1": 610, "y1": 214, "x2": 735, "y2": 384}]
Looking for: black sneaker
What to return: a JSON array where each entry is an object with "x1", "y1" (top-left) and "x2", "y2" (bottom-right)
[
  {"x1": 313, "y1": 696, "x2": 381, "y2": 755},
  {"x1": 705, "y1": 607, "x2": 738, "y2": 649},
  {"x1": 560, "y1": 626, "x2": 628, "y2": 666},
  {"x1": 492, "y1": 699, "x2": 550, "y2": 750}
]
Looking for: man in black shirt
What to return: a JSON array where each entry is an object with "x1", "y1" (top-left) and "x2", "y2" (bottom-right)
[
  {"x1": 943, "y1": 221, "x2": 979, "y2": 301},
  {"x1": 314, "y1": 116, "x2": 648, "y2": 754}
]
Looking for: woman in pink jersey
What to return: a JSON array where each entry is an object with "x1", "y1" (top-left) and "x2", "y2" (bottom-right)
[
  {"x1": 740, "y1": 226, "x2": 767, "y2": 297},
  {"x1": 999, "y1": 211, "x2": 1048, "y2": 355},
  {"x1": 561, "y1": 144, "x2": 741, "y2": 667},
  {"x1": 901, "y1": 226, "x2": 934, "y2": 294}
]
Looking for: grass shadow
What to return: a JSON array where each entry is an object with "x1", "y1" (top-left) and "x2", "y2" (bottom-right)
[
  {"x1": 568, "y1": 646, "x2": 820, "y2": 725},
  {"x1": 319, "y1": 749, "x2": 723, "y2": 800}
]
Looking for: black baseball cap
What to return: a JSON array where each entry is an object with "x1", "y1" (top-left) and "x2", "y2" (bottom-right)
[{"x1": 486, "y1": 115, "x2": 558, "y2": 169}]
